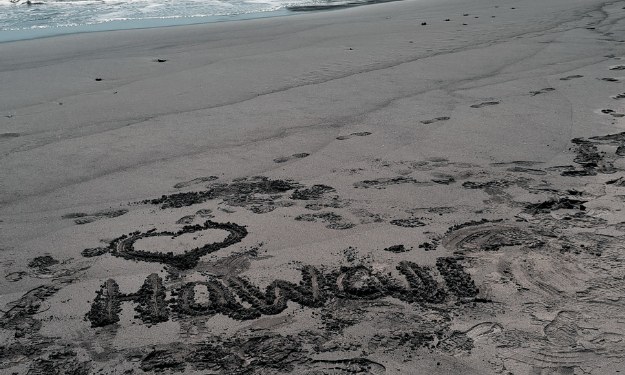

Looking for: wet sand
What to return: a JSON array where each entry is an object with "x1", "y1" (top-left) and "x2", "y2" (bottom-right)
[{"x1": 2, "y1": 0, "x2": 625, "y2": 373}]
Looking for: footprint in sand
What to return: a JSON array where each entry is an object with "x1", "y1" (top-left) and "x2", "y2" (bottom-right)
[
  {"x1": 506, "y1": 166, "x2": 547, "y2": 175},
  {"x1": 560, "y1": 168, "x2": 597, "y2": 177},
  {"x1": 196, "y1": 209, "x2": 214, "y2": 218},
  {"x1": 176, "y1": 215, "x2": 195, "y2": 224},
  {"x1": 336, "y1": 131, "x2": 372, "y2": 140},
  {"x1": 601, "y1": 109, "x2": 625, "y2": 118},
  {"x1": 431, "y1": 174, "x2": 456, "y2": 184},
  {"x1": 612, "y1": 92, "x2": 625, "y2": 99},
  {"x1": 390, "y1": 218, "x2": 426, "y2": 228},
  {"x1": 294, "y1": 212, "x2": 354, "y2": 230},
  {"x1": 0, "y1": 132, "x2": 20, "y2": 138},
  {"x1": 62, "y1": 209, "x2": 128, "y2": 225},
  {"x1": 491, "y1": 160, "x2": 543, "y2": 167},
  {"x1": 173, "y1": 176, "x2": 218, "y2": 189},
  {"x1": 421, "y1": 116, "x2": 451, "y2": 124},
  {"x1": 523, "y1": 311, "x2": 589, "y2": 375},
  {"x1": 600, "y1": 77, "x2": 620, "y2": 82},
  {"x1": 273, "y1": 152, "x2": 310, "y2": 163},
  {"x1": 470, "y1": 101, "x2": 500, "y2": 108},
  {"x1": 530, "y1": 88, "x2": 555, "y2": 96},
  {"x1": 559, "y1": 74, "x2": 584, "y2": 81}
]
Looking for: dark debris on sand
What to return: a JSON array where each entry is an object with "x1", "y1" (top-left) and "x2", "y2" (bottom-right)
[
  {"x1": 145, "y1": 176, "x2": 301, "y2": 209},
  {"x1": 607, "y1": 177, "x2": 625, "y2": 186},
  {"x1": 290, "y1": 184, "x2": 335, "y2": 200},
  {"x1": 28, "y1": 255, "x2": 59, "y2": 270},
  {"x1": 524, "y1": 198, "x2": 587, "y2": 215},
  {"x1": 383, "y1": 244, "x2": 410, "y2": 253},
  {"x1": 295, "y1": 212, "x2": 355, "y2": 230},
  {"x1": 390, "y1": 218, "x2": 426, "y2": 228},
  {"x1": 431, "y1": 175, "x2": 456, "y2": 184},
  {"x1": 561, "y1": 133, "x2": 625, "y2": 176},
  {"x1": 462, "y1": 179, "x2": 518, "y2": 190},
  {"x1": 419, "y1": 242, "x2": 436, "y2": 251}
]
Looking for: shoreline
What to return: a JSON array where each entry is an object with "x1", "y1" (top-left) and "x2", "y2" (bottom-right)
[
  {"x1": 0, "y1": 9, "x2": 291, "y2": 43},
  {"x1": 0, "y1": 0, "x2": 405, "y2": 43}
]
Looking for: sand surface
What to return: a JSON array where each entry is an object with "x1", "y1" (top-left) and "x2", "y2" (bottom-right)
[{"x1": 2, "y1": 0, "x2": 625, "y2": 373}]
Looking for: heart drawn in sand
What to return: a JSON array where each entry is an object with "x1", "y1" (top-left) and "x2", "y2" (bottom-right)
[{"x1": 90, "y1": 220, "x2": 248, "y2": 270}]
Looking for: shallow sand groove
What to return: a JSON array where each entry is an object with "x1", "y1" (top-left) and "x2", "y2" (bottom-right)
[{"x1": 2, "y1": 0, "x2": 625, "y2": 373}]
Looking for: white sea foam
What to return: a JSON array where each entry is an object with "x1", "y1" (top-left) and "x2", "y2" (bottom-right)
[{"x1": 0, "y1": 0, "x2": 322, "y2": 31}]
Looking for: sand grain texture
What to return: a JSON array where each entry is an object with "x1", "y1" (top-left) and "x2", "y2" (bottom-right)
[{"x1": 2, "y1": 0, "x2": 625, "y2": 373}]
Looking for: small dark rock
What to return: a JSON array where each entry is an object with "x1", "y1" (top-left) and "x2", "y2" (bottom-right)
[{"x1": 383, "y1": 245, "x2": 410, "y2": 253}]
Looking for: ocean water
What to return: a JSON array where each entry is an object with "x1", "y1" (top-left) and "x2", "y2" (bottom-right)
[{"x1": 0, "y1": 0, "x2": 375, "y2": 41}]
